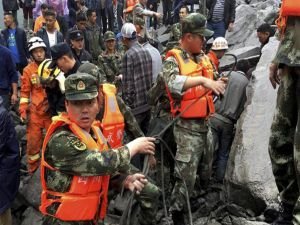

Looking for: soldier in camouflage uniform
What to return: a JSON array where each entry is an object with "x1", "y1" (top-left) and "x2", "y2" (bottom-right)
[
  {"x1": 77, "y1": 63, "x2": 159, "y2": 225},
  {"x1": 40, "y1": 73, "x2": 158, "y2": 225},
  {"x1": 268, "y1": 16, "x2": 300, "y2": 225},
  {"x1": 165, "y1": 5, "x2": 189, "y2": 52},
  {"x1": 161, "y1": 13, "x2": 226, "y2": 225},
  {"x1": 133, "y1": 0, "x2": 161, "y2": 28},
  {"x1": 97, "y1": 31, "x2": 123, "y2": 88}
]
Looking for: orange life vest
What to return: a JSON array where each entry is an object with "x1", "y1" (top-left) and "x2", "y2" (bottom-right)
[
  {"x1": 207, "y1": 50, "x2": 220, "y2": 71},
  {"x1": 124, "y1": 0, "x2": 138, "y2": 13},
  {"x1": 98, "y1": 84, "x2": 125, "y2": 148},
  {"x1": 165, "y1": 49, "x2": 215, "y2": 119},
  {"x1": 40, "y1": 113, "x2": 110, "y2": 222},
  {"x1": 276, "y1": 0, "x2": 300, "y2": 37}
]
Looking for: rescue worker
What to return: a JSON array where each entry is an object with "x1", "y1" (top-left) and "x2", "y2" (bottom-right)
[
  {"x1": 123, "y1": 0, "x2": 138, "y2": 22},
  {"x1": 19, "y1": 37, "x2": 52, "y2": 174},
  {"x1": 97, "y1": 31, "x2": 123, "y2": 87},
  {"x1": 161, "y1": 13, "x2": 226, "y2": 224},
  {"x1": 39, "y1": 73, "x2": 157, "y2": 225},
  {"x1": 38, "y1": 59, "x2": 65, "y2": 116},
  {"x1": 268, "y1": 2, "x2": 300, "y2": 224},
  {"x1": 207, "y1": 37, "x2": 228, "y2": 73},
  {"x1": 133, "y1": 0, "x2": 161, "y2": 28},
  {"x1": 165, "y1": 5, "x2": 189, "y2": 52},
  {"x1": 77, "y1": 63, "x2": 160, "y2": 225}
]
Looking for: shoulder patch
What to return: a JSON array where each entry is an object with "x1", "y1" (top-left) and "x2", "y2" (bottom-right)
[{"x1": 69, "y1": 138, "x2": 87, "y2": 151}]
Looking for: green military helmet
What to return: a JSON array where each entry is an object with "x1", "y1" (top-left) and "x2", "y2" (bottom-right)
[
  {"x1": 64, "y1": 73, "x2": 98, "y2": 101},
  {"x1": 181, "y1": 13, "x2": 214, "y2": 37},
  {"x1": 77, "y1": 62, "x2": 107, "y2": 85},
  {"x1": 104, "y1": 31, "x2": 116, "y2": 42},
  {"x1": 133, "y1": 17, "x2": 145, "y2": 28}
]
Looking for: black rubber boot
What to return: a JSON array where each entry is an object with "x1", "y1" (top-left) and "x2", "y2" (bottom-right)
[
  {"x1": 171, "y1": 210, "x2": 185, "y2": 225},
  {"x1": 272, "y1": 202, "x2": 294, "y2": 225}
]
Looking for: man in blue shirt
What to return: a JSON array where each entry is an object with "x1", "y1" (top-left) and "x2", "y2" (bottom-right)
[
  {"x1": 0, "y1": 45, "x2": 19, "y2": 110},
  {"x1": 2, "y1": 12, "x2": 29, "y2": 74}
]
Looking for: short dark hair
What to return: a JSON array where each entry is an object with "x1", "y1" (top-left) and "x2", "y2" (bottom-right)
[
  {"x1": 236, "y1": 59, "x2": 251, "y2": 74},
  {"x1": 86, "y1": 9, "x2": 96, "y2": 18},
  {"x1": 41, "y1": 3, "x2": 49, "y2": 10},
  {"x1": 257, "y1": 23, "x2": 274, "y2": 36},
  {"x1": 180, "y1": 5, "x2": 189, "y2": 14},
  {"x1": 4, "y1": 11, "x2": 15, "y2": 21},
  {"x1": 44, "y1": 10, "x2": 56, "y2": 19},
  {"x1": 76, "y1": 12, "x2": 87, "y2": 22}
]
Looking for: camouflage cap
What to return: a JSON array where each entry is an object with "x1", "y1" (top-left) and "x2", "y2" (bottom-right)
[
  {"x1": 77, "y1": 63, "x2": 107, "y2": 85},
  {"x1": 65, "y1": 73, "x2": 98, "y2": 101},
  {"x1": 104, "y1": 31, "x2": 116, "y2": 42},
  {"x1": 133, "y1": 17, "x2": 145, "y2": 28},
  {"x1": 181, "y1": 13, "x2": 214, "y2": 37}
]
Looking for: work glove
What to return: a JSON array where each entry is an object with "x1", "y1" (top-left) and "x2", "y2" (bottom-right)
[{"x1": 19, "y1": 103, "x2": 28, "y2": 124}]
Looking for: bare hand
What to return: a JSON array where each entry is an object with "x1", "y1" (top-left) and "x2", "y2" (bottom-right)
[
  {"x1": 148, "y1": 155, "x2": 156, "y2": 168},
  {"x1": 155, "y1": 12, "x2": 161, "y2": 19},
  {"x1": 269, "y1": 63, "x2": 280, "y2": 89},
  {"x1": 126, "y1": 137, "x2": 156, "y2": 157},
  {"x1": 124, "y1": 173, "x2": 148, "y2": 194},
  {"x1": 203, "y1": 79, "x2": 226, "y2": 96},
  {"x1": 228, "y1": 23, "x2": 234, "y2": 32},
  {"x1": 11, "y1": 94, "x2": 18, "y2": 105}
]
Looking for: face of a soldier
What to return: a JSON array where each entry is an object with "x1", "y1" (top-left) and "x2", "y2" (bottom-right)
[
  {"x1": 31, "y1": 47, "x2": 46, "y2": 63},
  {"x1": 77, "y1": 21, "x2": 87, "y2": 30},
  {"x1": 179, "y1": 8, "x2": 188, "y2": 21},
  {"x1": 66, "y1": 98, "x2": 99, "y2": 132},
  {"x1": 71, "y1": 38, "x2": 84, "y2": 51},
  {"x1": 88, "y1": 12, "x2": 97, "y2": 24},
  {"x1": 190, "y1": 33, "x2": 205, "y2": 54},
  {"x1": 105, "y1": 39, "x2": 116, "y2": 51}
]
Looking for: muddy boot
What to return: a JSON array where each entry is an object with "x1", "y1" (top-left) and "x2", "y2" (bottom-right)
[
  {"x1": 171, "y1": 211, "x2": 185, "y2": 225},
  {"x1": 272, "y1": 202, "x2": 294, "y2": 225}
]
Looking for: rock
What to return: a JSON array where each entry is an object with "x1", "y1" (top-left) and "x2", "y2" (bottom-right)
[
  {"x1": 20, "y1": 207, "x2": 43, "y2": 225},
  {"x1": 225, "y1": 37, "x2": 280, "y2": 215},
  {"x1": 226, "y1": 0, "x2": 279, "y2": 50},
  {"x1": 231, "y1": 216, "x2": 269, "y2": 225},
  {"x1": 18, "y1": 168, "x2": 42, "y2": 208}
]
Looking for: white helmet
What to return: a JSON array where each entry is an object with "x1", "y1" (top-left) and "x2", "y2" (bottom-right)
[
  {"x1": 28, "y1": 37, "x2": 47, "y2": 52},
  {"x1": 211, "y1": 37, "x2": 228, "y2": 50}
]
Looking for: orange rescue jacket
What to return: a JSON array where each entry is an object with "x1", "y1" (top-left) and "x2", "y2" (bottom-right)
[
  {"x1": 98, "y1": 84, "x2": 125, "y2": 148},
  {"x1": 207, "y1": 50, "x2": 220, "y2": 71},
  {"x1": 276, "y1": 0, "x2": 300, "y2": 37},
  {"x1": 165, "y1": 49, "x2": 215, "y2": 119},
  {"x1": 40, "y1": 113, "x2": 110, "y2": 221},
  {"x1": 19, "y1": 62, "x2": 50, "y2": 117}
]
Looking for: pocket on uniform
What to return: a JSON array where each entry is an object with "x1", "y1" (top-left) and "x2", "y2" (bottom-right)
[{"x1": 175, "y1": 147, "x2": 192, "y2": 163}]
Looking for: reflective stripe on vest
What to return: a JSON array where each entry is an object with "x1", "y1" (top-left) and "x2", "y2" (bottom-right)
[
  {"x1": 165, "y1": 49, "x2": 215, "y2": 118},
  {"x1": 40, "y1": 113, "x2": 110, "y2": 221},
  {"x1": 100, "y1": 84, "x2": 125, "y2": 148}
]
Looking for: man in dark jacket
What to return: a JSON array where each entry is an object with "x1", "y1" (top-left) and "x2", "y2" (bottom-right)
[
  {"x1": 0, "y1": 96, "x2": 20, "y2": 225},
  {"x1": 69, "y1": 30, "x2": 93, "y2": 63},
  {"x1": 206, "y1": 0, "x2": 236, "y2": 39},
  {"x1": 2, "y1": 0, "x2": 19, "y2": 25},
  {"x1": 2, "y1": 12, "x2": 29, "y2": 74},
  {"x1": 0, "y1": 45, "x2": 19, "y2": 110}
]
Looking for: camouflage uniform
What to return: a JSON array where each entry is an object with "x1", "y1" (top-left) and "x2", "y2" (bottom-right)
[
  {"x1": 97, "y1": 31, "x2": 123, "y2": 87},
  {"x1": 85, "y1": 22, "x2": 105, "y2": 63},
  {"x1": 165, "y1": 23, "x2": 182, "y2": 52},
  {"x1": 268, "y1": 16, "x2": 300, "y2": 224},
  {"x1": 78, "y1": 63, "x2": 160, "y2": 225},
  {"x1": 161, "y1": 14, "x2": 214, "y2": 220}
]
